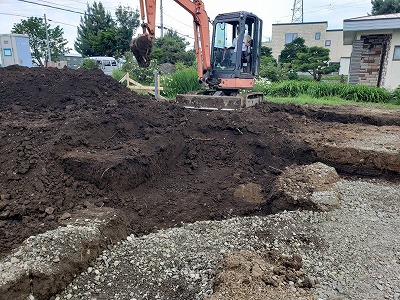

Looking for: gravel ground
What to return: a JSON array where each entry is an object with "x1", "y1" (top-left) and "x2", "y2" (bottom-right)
[{"x1": 55, "y1": 178, "x2": 400, "y2": 300}]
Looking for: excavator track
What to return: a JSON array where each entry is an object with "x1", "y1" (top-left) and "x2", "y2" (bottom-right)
[{"x1": 175, "y1": 91, "x2": 264, "y2": 111}]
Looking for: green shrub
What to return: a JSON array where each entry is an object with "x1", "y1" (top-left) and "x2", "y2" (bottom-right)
[
  {"x1": 297, "y1": 74, "x2": 314, "y2": 81},
  {"x1": 119, "y1": 51, "x2": 159, "y2": 85},
  {"x1": 338, "y1": 84, "x2": 391, "y2": 103},
  {"x1": 82, "y1": 58, "x2": 98, "y2": 70},
  {"x1": 161, "y1": 67, "x2": 201, "y2": 99},
  {"x1": 392, "y1": 86, "x2": 400, "y2": 104},
  {"x1": 394, "y1": 86, "x2": 400, "y2": 97},
  {"x1": 111, "y1": 68, "x2": 125, "y2": 81}
]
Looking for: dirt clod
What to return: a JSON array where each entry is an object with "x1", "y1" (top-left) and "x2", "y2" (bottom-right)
[
  {"x1": 207, "y1": 250, "x2": 315, "y2": 300},
  {"x1": 268, "y1": 162, "x2": 341, "y2": 213}
]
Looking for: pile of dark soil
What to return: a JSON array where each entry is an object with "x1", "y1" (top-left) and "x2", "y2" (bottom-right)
[{"x1": 0, "y1": 66, "x2": 395, "y2": 259}]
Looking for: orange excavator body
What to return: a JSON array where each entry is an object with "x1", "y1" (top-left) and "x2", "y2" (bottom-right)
[{"x1": 131, "y1": 0, "x2": 264, "y2": 110}]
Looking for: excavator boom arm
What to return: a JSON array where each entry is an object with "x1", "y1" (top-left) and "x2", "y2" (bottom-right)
[{"x1": 133, "y1": 0, "x2": 211, "y2": 76}]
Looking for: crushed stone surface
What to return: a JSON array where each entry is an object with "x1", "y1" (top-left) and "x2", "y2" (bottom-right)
[{"x1": 54, "y1": 178, "x2": 400, "y2": 300}]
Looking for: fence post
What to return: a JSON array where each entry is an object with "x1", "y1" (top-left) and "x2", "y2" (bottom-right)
[{"x1": 154, "y1": 70, "x2": 159, "y2": 101}]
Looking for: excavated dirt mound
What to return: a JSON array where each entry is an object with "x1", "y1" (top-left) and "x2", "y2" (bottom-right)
[{"x1": 0, "y1": 66, "x2": 399, "y2": 261}]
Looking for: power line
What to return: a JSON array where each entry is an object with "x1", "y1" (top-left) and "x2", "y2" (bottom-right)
[
  {"x1": 0, "y1": 12, "x2": 41, "y2": 18},
  {"x1": 17, "y1": 0, "x2": 83, "y2": 14},
  {"x1": 163, "y1": 12, "x2": 193, "y2": 30},
  {"x1": 156, "y1": 24, "x2": 194, "y2": 40},
  {"x1": 35, "y1": 0, "x2": 83, "y2": 12},
  {"x1": 0, "y1": 12, "x2": 77, "y2": 27}
]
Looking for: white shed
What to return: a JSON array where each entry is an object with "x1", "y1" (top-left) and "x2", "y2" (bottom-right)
[{"x1": 0, "y1": 34, "x2": 32, "y2": 67}]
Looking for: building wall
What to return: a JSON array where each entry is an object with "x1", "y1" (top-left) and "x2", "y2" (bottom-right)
[
  {"x1": 360, "y1": 34, "x2": 390, "y2": 87},
  {"x1": 339, "y1": 57, "x2": 350, "y2": 75},
  {"x1": 270, "y1": 22, "x2": 328, "y2": 60},
  {"x1": 385, "y1": 31, "x2": 400, "y2": 89},
  {"x1": 325, "y1": 30, "x2": 352, "y2": 63},
  {"x1": 349, "y1": 29, "x2": 400, "y2": 89}
]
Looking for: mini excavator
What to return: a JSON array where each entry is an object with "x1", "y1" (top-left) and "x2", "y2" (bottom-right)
[{"x1": 130, "y1": 0, "x2": 263, "y2": 110}]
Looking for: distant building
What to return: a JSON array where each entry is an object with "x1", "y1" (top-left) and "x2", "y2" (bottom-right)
[
  {"x1": 265, "y1": 22, "x2": 352, "y2": 75},
  {"x1": 344, "y1": 13, "x2": 400, "y2": 89},
  {"x1": 0, "y1": 34, "x2": 32, "y2": 67}
]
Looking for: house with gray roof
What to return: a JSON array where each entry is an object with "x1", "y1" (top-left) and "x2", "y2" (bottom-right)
[{"x1": 344, "y1": 13, "x2": 400, "y2": 89}]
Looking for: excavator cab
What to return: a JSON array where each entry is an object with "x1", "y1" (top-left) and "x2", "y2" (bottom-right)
[{"x1": 210, "y1": 12, "x2": 263, "y2": 89}]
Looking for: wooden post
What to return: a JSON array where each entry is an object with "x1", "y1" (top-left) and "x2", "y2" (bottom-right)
[
  {"x1": 119, "y1": 72, "x2": 163, "y2": 98},
  {"x1": 154, "y1": 70, "x2": 159, "y2": 100}
]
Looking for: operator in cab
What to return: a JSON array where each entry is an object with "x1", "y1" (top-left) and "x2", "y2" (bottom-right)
[{"x1": 232, "y1": 26, "x2": 252, "y2": 71}]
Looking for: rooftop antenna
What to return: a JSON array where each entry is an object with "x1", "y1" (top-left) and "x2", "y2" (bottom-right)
[{"x1": 291, "y1": 0, "x2": 304, "y2": 23}]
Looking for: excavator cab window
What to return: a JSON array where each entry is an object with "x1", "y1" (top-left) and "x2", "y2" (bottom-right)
[
  {"x1": 211, "y1": 13, "x2": 262, "y2": 78},
  {"x1": 212, "y1": 22, "x2": 236, "y2": 70}
]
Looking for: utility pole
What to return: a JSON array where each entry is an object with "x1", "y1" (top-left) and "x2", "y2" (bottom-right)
[
  {"x1": 160, "y1": 0, "x2": 164, "y2": 37},
  {"x1": 44, "y1": 14, "x2": 52, "y2": 67}
]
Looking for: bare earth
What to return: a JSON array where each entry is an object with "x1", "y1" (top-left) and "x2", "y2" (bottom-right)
[{"x1": 0, "y1": 66, "x2": 399, "y2": 299}]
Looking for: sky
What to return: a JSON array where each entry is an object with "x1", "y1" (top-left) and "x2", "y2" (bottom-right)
[{"x1": 0, "y1": 0, "x2": 373, "y2": 54}]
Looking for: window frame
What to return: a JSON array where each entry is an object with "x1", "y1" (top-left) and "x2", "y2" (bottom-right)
[
  {"x1": 393, "y1": 45, "x2": 400, "y2": 61},
  {"x1": 325, "y1": 40, "x2": 331, "y2": 46},
  {"x1": 285, "y1": 33, "x2": 298, "y2": 44},
  {"x1": 315, "y1": 32, "x2": 321, "y2": 40}
]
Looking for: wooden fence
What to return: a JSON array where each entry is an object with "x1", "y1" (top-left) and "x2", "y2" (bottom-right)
[{"x1": 119, "y1": 72, "x2": 164, "y2": 100}]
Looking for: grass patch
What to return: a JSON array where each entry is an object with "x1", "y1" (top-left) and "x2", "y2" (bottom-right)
[
  {"x1": 256, "y1": 80, "x2": 394, "y2": 104},
  {"x1": 161, "y1": 67, "x2": 201, "y2": 99},
  {"x1": 267, "y1": 95, "x2": 400, "y2": 110}
]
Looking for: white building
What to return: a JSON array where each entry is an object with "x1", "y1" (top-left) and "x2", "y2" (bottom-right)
[{"x1": 344, "y1": 13, "x2": 400, "y2": 89}]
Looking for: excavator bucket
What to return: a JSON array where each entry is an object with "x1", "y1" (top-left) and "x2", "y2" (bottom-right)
[
  {"x1": 175, "y1": 92, "x2": 263, "y2": 111},
  {"x1": 130, "y1": 35, "x2": 153, "y2": 68}
]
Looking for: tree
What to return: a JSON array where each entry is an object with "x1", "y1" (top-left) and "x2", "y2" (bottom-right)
[
  {"x1": 259, "y1": 56, "x2": 279, "y2": 81},
  {"x1": 279, "y1": 37, "x2": 307, "y2": 63},
  {"x1": 119, "y1": 51, "x2": 158, "y2": 84},
  {"x1": 261, "y1": 46, "x2": 273, "y2": 57},
  {"x1": 292, "y1": 46, "x2": 331, "y2": 80},
  {"x1": 151, "y1": 31, "x2": 196, "y2": 66},
  {"x1": 114, "y1": 5, "x2": 141, "y2": 57},
  {"x1": 371, "y1": 0, "x2": 400, "y2": 15},
  {"x1": 11, "y1": 17, "x2": 69, "y2": 67},
  {"x1": 75, "y1": 1, "x2": 116, "y2": 57}
]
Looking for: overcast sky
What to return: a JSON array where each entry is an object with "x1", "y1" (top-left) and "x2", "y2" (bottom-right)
[{"x1": 1, "y1": 0, "x2": 372, "y2": 53}]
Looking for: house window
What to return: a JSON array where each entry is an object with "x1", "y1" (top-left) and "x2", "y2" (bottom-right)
[
  {"x1": 394, "y1": 46, "x2": 400, "y2": 60},
  {"x1": 315, "y1": 32, "x2": 321, "y2": 40},
  {"x1": 285, "y1": 33, "x2": 298, "y2": 44},
  {"x1": 325, "y1": 40, "x2": 331, "y2": 46}
]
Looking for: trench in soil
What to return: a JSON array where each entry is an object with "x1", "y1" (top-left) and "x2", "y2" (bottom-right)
[{"x1": 0, "y1": 67, "x2": 399, "y2": 262}]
